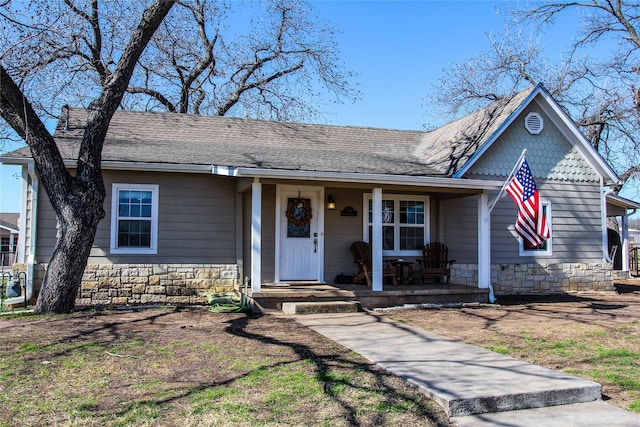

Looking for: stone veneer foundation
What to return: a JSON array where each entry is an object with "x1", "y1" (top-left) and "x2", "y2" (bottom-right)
[
  {"x1": 451, "y1": 262, "x2": 614, "y2": 293},
  {"x1": 75, "y1": 263, "x2": 238, "y2": 306}
]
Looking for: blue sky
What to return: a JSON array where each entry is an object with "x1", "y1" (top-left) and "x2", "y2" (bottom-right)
[{"x1": 0, "y1": 1, "x2": 604, "y2": 213}]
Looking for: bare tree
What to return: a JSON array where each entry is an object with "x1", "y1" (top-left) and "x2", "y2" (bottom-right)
[
  {"x1": 428, "y1": 1, "x2": 640, "y2": 194},
  {"x1": 1, "y1": 0, "x2": 355, "y2": 313},
  {"x1": 0, "y1": 0, "x2": 176, "y2": 314},
  {"x1": 124, "y1": 0, "x2": 358, "y2": 121},
  {"x1": 1, "y1": 0, "x2": 357, "y2": 125}
]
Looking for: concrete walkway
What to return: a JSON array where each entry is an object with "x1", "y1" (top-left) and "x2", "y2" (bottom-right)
[{"x1": 294, "y1": 311, "x2": 640, "y2": 426}]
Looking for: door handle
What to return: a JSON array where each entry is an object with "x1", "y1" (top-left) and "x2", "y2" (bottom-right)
[{"x1": 314, "y1": 238, "x2": 318, "y2": 253}]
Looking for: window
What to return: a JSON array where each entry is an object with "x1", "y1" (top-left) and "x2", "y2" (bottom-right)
[
  {"x1": 110, "y1": 184, "x2": 159, "y2": 254},
  {"x1": 364, "y1": 194, "x2": 429, "y2": 255},
  {"x1": 519, "y1": 201, "x2": 552, "y2": 256},
  {"x1": 1, "y1": 236, "x2": 13, "y2": 252}
]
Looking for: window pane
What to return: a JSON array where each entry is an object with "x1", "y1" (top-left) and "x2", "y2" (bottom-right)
[
  {"x1": 400, "y1": 227, "x2": 424, "y2": 250},
  {"x1": 118, "y1": 219, "x2": 152, "y2": 248},
  {"x1": 400, "y1": 200, "x2": 425, "y2": 225},
  {"x1": 119, "y1": 190, "x2": 131, "y2": 204},
  {"x1": 367, "y1": 226, "x2": 394, "y2": 251},
  {"x1": 130, "y1": 204, "x2": 141, "y2": 218},
  {"x1": 382, "y1": 200, "x2": 394, "y2": 224},
  {"x1": 368, "y1": 199, "x2": 394, "y2": 224},
  {"x1": 1, "y1": 237, "x2": 9, "y2": 252},
  {"x1": 383, "y1": 226, "x2": 394, "y2": 250},
  {"x1": 141, "y1": 205, "x2": 152, "y2": 217},
  {"x1": 118, "y1": 189, "x2": 153, "y2": 219}
]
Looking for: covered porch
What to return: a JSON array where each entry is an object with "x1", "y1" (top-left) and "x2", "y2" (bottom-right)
[{"x1": 229, "y1": 169, "x2": 505, "y2": 309}]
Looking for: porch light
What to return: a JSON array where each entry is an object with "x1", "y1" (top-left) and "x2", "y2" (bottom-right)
[{"x1": 327, "y1": 195, "x2": 336, "y2": 210}]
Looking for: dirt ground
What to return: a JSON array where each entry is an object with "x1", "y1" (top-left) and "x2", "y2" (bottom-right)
[
  {"x1": 381, "y1": 279, "x2": 640, "y2": 412},
  {"x1": 1, "y1": 280, "x2": 639, "y2": 424}
]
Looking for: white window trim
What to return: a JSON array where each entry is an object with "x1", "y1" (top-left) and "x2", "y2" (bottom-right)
[
  {"x1": 363, "y1": 193, "x2": 430, "y2": 256},
  {"x1": 110, "y1": 183, "x2": 159, "y2": 255},
  {"x1": 519, "y1": 200, "x2": 552, "y2": 256}
]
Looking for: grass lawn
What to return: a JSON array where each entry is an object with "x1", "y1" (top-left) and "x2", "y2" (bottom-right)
[{"x1": 0, "y1": 307, "x2": 452, "y2": 427}]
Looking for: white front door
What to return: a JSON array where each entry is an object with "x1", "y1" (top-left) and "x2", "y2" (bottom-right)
[{"x1": 277, "y1": 186, "x2": 323, "y2": 281}]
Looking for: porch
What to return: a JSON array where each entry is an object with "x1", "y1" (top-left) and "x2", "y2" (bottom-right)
[{"x1": 244, "y1": 281, "x2": 490, "y2": 313}]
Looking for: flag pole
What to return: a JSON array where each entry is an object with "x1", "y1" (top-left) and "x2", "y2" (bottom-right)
[{"x1": 488, "y1": 149, "x2": 527, "y2": 214}]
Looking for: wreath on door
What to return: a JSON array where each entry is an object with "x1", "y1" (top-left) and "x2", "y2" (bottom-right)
[{"x1": 286, "y1": 198, "x2": 313, "y2": 227}]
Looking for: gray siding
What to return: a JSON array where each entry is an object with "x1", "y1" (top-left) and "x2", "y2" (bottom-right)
[
  {"x1": 324, "y1": 187, "x2": 367, "y2": 281},
  {"x1": 261, "y1": 184, "x2": 276, "y2": 283},
  {"x1": 458, "y1": 99, "x2": 605, "y2": 265},
  {"x1": 440, "y1": 195, "x2": 479, "y2": 263},
  {"x1": 442, "y1": 181, "x2": 604, "y2": 264},
  {"x1": 36, "y1": 171, "x2": 238, "y2": 264}
]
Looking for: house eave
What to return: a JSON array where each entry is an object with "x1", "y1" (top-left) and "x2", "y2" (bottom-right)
[
  {"x1": 230, "y1": 167, "x2": 504, "y2": 190},
  {"x1": 606, "y1": 193, "x2": 640, "y2": 210},
  {"x1": 0, "y1": 224, "x2": 19, "y2": 233},
  {"x1": 1, "y1": 158, "x2": 504, "y2": 190}
]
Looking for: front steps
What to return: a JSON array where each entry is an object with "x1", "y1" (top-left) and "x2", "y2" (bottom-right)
[
  {"x1": 282, "y1": 301, "x2": 360, "y2": 315},
  {"x1": 247, "y1": 283, "x2": 489, "y2": 314}
]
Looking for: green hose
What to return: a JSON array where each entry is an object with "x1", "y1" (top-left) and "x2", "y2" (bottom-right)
[{"x1": 208, "y1": 278, "x2": 248, "y2": 313}]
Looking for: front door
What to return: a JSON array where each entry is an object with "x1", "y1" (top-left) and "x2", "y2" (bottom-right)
[{"x1": 277, "y1": 186, "x2": 323, "y2": 281}]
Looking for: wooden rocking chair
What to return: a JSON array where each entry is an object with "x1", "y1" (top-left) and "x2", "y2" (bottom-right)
[
  {"x1": 416, "y1": 242, "x2": 455, "y2": 284},
  {"x1": 350, "y1": 241, "x2": 397, "y2": 287}
]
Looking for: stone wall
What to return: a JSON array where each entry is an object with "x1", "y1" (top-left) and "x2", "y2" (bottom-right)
[
  {"x1": 451, "y1": 262, "x2": 614, "y2": 293},
  {"x1": 75, "y1": 263, "x2": 238, "y2": 306}
]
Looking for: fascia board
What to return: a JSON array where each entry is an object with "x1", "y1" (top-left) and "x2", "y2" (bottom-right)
[
  {"x1": 232, "y1": 167, "x2": 504, "y2": 190},
  {"x1": 2, "y1": 158, "x2": 215, "y2": 174},
  {"x1": 453, "y1": 84, "x2": 542, "y2": 178},
  {"x1": 0, "y1": 157, "x2": 31, "y2": 166}
]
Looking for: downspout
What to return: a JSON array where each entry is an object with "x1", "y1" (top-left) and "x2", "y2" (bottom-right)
[
  {"x1": 602, "y1": 186, "x2": 614, "y2": 263},
  {"x1": 6, "y1": 163, "x2": 38, "y2": 307}
]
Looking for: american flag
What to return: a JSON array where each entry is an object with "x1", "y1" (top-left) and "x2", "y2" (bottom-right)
[{"x1": 505, "y1": 158, "x2": 550, "y2": 248}]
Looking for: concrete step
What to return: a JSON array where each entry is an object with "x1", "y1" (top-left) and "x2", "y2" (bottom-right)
[
  {"x1": 282, "y1": 301, "x2": 360, "y2": 315},
  {"x1": 296, "y1": 312, "x2": 602, "y2": 417},
  {"x1": 452, "y1": 400, "x2": 640, "y2": 427}
]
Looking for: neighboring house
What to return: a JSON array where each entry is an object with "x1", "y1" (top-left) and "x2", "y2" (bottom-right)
[
  {"x1": 0, "y1": 213, "x2": 19, "y2": 268},
  {"x1": 1, "y1": 84, "x2": 639, "y2": 307}
]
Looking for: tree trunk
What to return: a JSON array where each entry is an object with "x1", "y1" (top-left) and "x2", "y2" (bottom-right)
[
  {"x1": 34, "y1": 179, "x2": 106, "y2": 314},
  {"x1": 2, "y1": 0, "x2": 175, "y2": 314}
]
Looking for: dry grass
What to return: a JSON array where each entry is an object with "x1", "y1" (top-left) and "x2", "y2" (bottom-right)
[{"x1": 0, "y1": 307, "x2": 452, "y2": 427}]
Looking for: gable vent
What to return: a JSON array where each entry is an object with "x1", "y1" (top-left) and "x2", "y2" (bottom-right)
[{"x1": 525, "y1": 112, "x2": 543, "y2": 135}]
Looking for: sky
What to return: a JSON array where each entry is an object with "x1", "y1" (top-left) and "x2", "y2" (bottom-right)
[{"x1": 0, "y1": 0, "x2": 622, "y2": 213}]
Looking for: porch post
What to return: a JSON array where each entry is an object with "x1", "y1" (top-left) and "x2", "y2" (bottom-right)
[
  {"x1": 251, "y1": 179, "x2": 262, "y2": 292},
  {"x1": 621, "y1": 214, "x2": 629, "y2": 272},
  {"x1": 478, "y1": 191, "x2": 495, "y2": 302},
  {"x1": 372, "y1": 187, "x2": 383, "y2": 291}
]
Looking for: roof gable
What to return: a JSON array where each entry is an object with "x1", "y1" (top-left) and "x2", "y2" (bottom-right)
[
  {"x1": 466, "y1": 100, "x2": 600, "y2": 182},
  {"x1": 451, "y1": 84, "x2": 619, "y2": 185}
]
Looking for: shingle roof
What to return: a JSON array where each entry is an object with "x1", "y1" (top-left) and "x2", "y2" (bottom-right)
[
  {"x1": 2, "y1": 86, "x2": 538, "y2": 177},
  {"x1": 0, "y1": 213, "x2": 19, "y2": 232}
]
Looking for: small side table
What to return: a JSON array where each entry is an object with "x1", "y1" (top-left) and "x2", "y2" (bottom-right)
[{"x1": 390, "y1": 260, "x2": 414, "y2": 285}]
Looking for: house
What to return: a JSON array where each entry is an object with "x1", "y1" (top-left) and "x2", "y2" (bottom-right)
[
  {"x1": 1, "y1": 84, "x2": 639, "y2": 308},
  {"x1": 0, "y1": 212, "x2": 19, "y2": 268}
]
